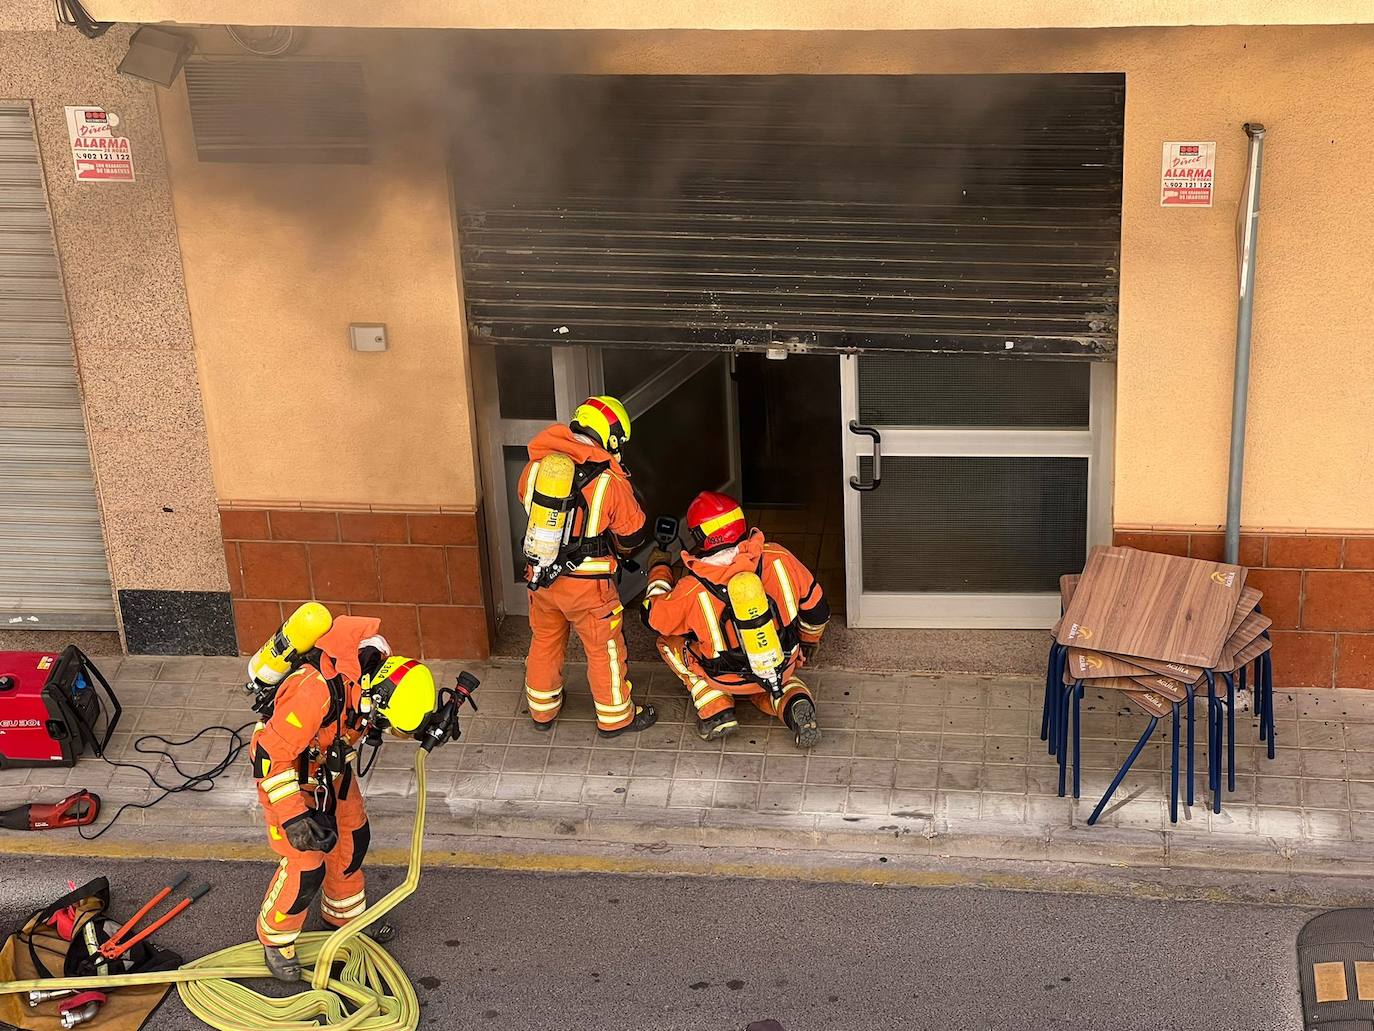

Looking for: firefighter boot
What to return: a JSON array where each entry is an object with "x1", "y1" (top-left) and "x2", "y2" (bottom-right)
[
  {"x1": 364, "y1": 918, "x2": 396, "y2": 944},
  {"x1": 784, "y1": 696, "x2": 822, "y2": 750},
  {"x1": 264, "y1": 944, "x2": 302, "y2": 983},
  {"x1": 597, "y1": 701, "x2": 659, "y2": 739},
  {"x1": 696, "y1": 707, "x2": 740, "y2": 742}
]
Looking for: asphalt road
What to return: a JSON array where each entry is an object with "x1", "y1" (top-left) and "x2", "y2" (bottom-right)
[{"x1": 0, "y1": 854, "x2": 1312, "y2": 1031}]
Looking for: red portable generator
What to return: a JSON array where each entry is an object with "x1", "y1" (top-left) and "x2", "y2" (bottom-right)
[{"x1": 0, "y1": 646, "x2": 120, "y2": 769}]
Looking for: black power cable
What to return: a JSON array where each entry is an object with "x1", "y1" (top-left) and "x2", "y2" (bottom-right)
[
  {"x1": 53, "y1": 0, "x2": 111, "y2": 38},
  {"x1": 78, "y1": 720, "x2": 257, "y2": 841}
]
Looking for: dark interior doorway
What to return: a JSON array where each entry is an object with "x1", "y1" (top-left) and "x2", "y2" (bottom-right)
[{"x1": 734, "y1": 353, "x2": 846, "y2": 619}]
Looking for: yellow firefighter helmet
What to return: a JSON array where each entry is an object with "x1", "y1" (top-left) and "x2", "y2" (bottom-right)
[
  {"x1": 364, "y1": 656, "x2": 437, "y2": 733},
  {"x1": 570, "y1": 395, "x2": 632, "y2": 456}
]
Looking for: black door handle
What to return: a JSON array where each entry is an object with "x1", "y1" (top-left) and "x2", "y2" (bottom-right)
[{"x1": 847, "y1": 421, "x2": 882, "y2": 492}]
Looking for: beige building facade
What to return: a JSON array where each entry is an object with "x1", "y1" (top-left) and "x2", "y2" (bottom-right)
[{"x1": 2, "y1": 4, "x2": 1373, "y2": 688}]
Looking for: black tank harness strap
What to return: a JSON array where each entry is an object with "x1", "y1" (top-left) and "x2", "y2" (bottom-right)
[
  {"x1": 533, "y1": 459, "x2": 616, "y2": 585},
  {"x1": 684, "y1": 560, "x2": 801, "y2": 684}
]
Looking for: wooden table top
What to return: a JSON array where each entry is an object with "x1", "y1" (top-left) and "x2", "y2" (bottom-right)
[
  {"x1": 1227, "y1": 586, "x2": 1263, "y2": 638},
  {"x1": 1062, "y1": 665, "x2": 1189, "y2": 704},
  {"x1": 1056, "y1": 546, "x2": 1247, "y2": 667},
  {"x1": 1107, "y1": 652, "x2": 1204, "y2": 682},
  {"x1": 1216, "y1": 612, "x2": 1273, "y2": 673},
  {"x1": 1067, "y1": 647, "x2": 1153, "y2": 680},
  {"x1": 1128, "y1": 673, "x2": 1190, "y2": 702},
  {"x1": 1127, "y1": 690, "x2": 1175, "y2": 718},
  {"x1": 1232, "y1": 633, "x2": 1274, "y2": 669}
]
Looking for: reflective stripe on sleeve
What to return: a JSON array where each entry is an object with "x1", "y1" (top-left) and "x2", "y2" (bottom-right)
[
  {"x1": 585, "y1": 472, "x2": 612, "y2": 536},
  {"x1": 696, "y1": 591, "x2": 725, "y2": 654},
  {"x1": 773, "y1": 558, "x2": 799, "y2": 623}
]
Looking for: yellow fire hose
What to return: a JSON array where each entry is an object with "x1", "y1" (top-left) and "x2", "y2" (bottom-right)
[{"x1": 0, "y1": 751, "x2": 430, "y2": 1031}]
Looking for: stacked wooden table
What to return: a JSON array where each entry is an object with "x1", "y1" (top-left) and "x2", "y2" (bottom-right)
[{"x1": 1046, "y1": 546, "x2": 1276, "y2": 824}]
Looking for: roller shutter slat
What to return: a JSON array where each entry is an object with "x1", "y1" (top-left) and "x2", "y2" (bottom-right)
[
  {"x1": 0, "y1": 103, "x2": 115, "y2": 630},
  {"x1": 454, "y1": 74, "x2": 1124, "y2": 357}
]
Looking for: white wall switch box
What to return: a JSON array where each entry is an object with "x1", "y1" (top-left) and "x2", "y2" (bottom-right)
[{"x1": 349, "y1": 323, "x2": 387, "y2": 352}]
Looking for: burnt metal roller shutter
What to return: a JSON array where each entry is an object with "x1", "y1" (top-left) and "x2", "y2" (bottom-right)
[
  {"x1": 455, "y1": 74, "x2": 1124, "y2": 358},
  {"x1": 0, "y1": 103, "x2": 116, "y2": 630}
]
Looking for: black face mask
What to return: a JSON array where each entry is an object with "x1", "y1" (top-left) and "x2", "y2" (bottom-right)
[{"x1": 358, "y1": 645, "x2": 386, "y2": 680}]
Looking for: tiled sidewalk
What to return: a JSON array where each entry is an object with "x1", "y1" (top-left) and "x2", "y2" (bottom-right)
[{"x1": 6, "y1": 655, "x2": 1374, "y2": 872}]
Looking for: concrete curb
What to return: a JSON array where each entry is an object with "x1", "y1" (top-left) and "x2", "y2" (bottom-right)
[{"x1": 13, "y1": 789, "x2": 1374, "y2": 883}]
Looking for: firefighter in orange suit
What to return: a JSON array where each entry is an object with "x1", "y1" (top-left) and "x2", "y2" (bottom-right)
[
  {"x1": 517, "y1": 395, "x2": 657, "y2": 736},
  {"x1": 644, "y1": 491, "x2": 829, "y2": 748},
  {"x1": 251, "y1": 615, "x2": 438, "y2": 981}
]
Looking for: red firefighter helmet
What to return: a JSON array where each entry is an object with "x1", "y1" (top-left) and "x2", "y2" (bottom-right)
[{"x1": 686, "y1": 491, "x2": 748, "y2": 553}]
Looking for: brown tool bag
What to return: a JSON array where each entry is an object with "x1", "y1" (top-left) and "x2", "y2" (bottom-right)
[{"x1": 18, "y1": 877, "x2": 182, "y2": 980}]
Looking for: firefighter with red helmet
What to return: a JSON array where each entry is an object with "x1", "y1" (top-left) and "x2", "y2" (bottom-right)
[
  {"x1": 517, "y1": 396, "x2": 657, "y2": 737},
  {"x1": 643, "y1": 491, "x2": 829, "y2": 747}
]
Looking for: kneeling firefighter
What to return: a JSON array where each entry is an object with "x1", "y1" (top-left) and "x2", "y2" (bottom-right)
[
  {"x1": 643, "y1": 491, "x2": 829, "y2": 748},
  {"x1": 244, "y1": 604, "x2": 469, "y2": 982},
  {"x1": 518, "y1": 395, "x2": 657, "y2": 736}
]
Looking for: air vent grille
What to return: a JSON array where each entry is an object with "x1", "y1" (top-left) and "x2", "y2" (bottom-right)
[{"x1": 185, "y1": 60, "x2": 369, "y2": 164}]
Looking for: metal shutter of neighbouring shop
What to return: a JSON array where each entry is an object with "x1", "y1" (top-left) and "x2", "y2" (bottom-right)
[
  {"x1": 0, "y1": 103, "x2": 116, "y2": 630},
  {"x1": 455, "y1": 74, "x2": 1124, "y2": 358}
]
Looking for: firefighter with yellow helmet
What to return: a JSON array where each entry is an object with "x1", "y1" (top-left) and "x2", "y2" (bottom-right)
[
  {"x1": 245, "y1": 609, "x2": 444, "y2": 981},
  {"x1": 643, "y1": 491, "x2": 829, "y2": 747},
  {"x1": 517, "y1": 395, "x2": 657, "y2": 736}
]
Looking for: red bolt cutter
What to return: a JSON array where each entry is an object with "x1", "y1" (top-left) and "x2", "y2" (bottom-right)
[
  {"x1": 98, "y1": 874, "x2": 211, "y2": 961},
  {"x1": 0, "y1": 791, "x2": 100, "y2": 831}
]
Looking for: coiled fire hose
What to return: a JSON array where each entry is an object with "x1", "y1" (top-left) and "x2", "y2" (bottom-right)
[{"x1": 0, "y1": 750, "x2": 430, "y2": 1031}]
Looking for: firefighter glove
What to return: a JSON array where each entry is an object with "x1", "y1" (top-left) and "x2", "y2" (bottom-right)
[
  {"x1": 647, "y1": 548, "x2": 673, "y2": 571},
  {"x1": 800, "y1": 642, "x2": 819, "y2": 664},
  {"x1": 284, "y1": 811, "x2": 338, "y2": 853}
]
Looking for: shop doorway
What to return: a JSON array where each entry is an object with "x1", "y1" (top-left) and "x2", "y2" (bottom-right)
[
  {"x1": 472, "y1": 345, "x2": 847, "y2": 621},
  {"x1": 454, "y1": 71, "x2": 1124, "y2": 631}
]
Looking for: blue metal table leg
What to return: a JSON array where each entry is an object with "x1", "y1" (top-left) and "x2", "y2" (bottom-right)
[
  {"x1": 1256, "y1": 657, "x2": 1270, "y2": 743},
  {"x1": 1073, "y1": 680, "x2": 1082, "y2": 800},
  {"x1": 1204, "y1": 670, "x2": 1219, "y2": 795},
  {"x1": 1170, "y1": 702, "x2": 1181, "y2": 823},
  {"x1": 1212, "y1": 705, "x2": 1224, "y2": 813},
  {"x1": 1058, "y1": 679, "x2": 1077, "y2": 797},
  {"x1": 1224, "y1": 670, "x2": 1236, "y2": 791},
  {"x1": 1052, "y1": 646, "x2": 1068, "y2": 755},
  {"x1": 1186, "y1": 684, "x2": 1196, "y2": 807},
  {"x1": 1262, "y1": 649, "x2": 1276, "y2": 759},
  {"x1": 1089, "y1": 715, "x2": 1159, "y2": 826},
  {"x1": 1205, "y1": 671, "x2": 1223, "y2": 814},
  {"x1": 1046, "y1": 646, "x2": 1067, "y2": 756},
  {"x1": 1245, "y1": 663, "x2": 1262, "y2": 744},
  {"x1": 1041, "y1": 645, "x2": 1056, "y2": 745}
]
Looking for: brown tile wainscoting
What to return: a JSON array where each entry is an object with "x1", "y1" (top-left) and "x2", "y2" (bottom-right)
[
  {"x1": 1113, "y1": 529, "x2": 1374, "y2": 689},
  {"x1": 221, "y1": 507, "x2": 492, "y2": 660}
]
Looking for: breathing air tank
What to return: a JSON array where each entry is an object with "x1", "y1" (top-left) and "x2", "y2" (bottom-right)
[
  {"x1": 523, "y1": 452, "x2": 576, "y2": 582},
  {"x1": 727, "y1": 572, "x2": 785, "y2": 700},
  {"x1": 247, "y1": 602, "x2": 333, "y2": 691}
]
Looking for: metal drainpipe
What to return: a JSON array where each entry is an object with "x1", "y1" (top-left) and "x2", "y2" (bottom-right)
[{"x1": 1225, "y1": 123, "x2": 1267, "y2": 564}]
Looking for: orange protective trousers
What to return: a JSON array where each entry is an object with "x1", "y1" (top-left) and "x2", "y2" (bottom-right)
[
  {"x1": 657, "y1": 635, "x2": 811, "y2": 723},
  {"x1": 256, "y1": 783, "x2": 370, "y2": 949},
  {"x1": 525, "y1": 577, "x2": 637, "y2": 731}
]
